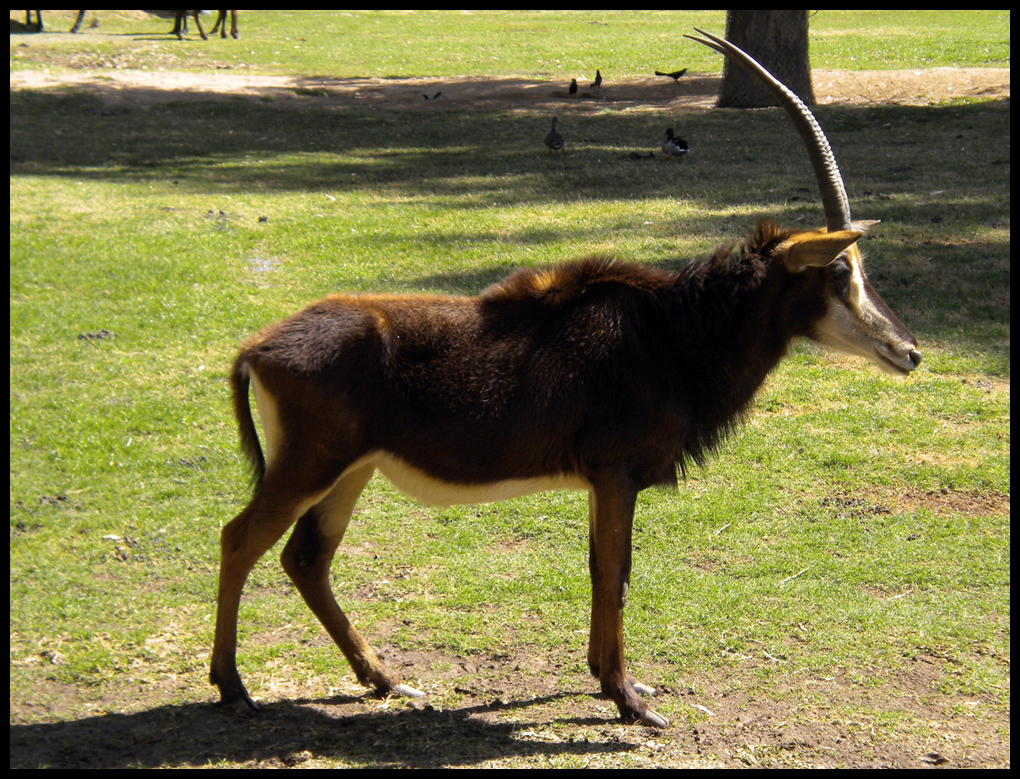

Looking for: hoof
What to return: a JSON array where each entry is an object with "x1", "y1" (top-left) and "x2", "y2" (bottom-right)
[
  {"x1": 392, "y1": 683, "x2": 425, "y2": 699},
  {"x1": 218, "y1": 690, "x2": 260, "y2": 713},
  {"x1": 212, "y1": 670, "x2": 260, "y2": 713},
  {"x1": 639, "y1": 707, "x2": 669, "y2": 728}
]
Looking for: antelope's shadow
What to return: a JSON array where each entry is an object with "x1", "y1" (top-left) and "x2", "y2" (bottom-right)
[{"x1": 10, "y1": 691, "x2": 633, "y2": 768}]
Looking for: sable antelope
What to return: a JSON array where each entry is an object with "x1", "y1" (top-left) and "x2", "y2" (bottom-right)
[{"x1": 209, "y1": 30, "x2": 920, "y2": 729}]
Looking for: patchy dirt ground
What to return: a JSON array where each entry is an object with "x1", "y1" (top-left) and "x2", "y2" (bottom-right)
[
  {"x1": 11, "y1": 490, "x2": 1011, "y2": 768},
  {"x1": 9, "y1": 64, "x2": 1010, "y2": 767},
  {"x1": 9, "y1": 635, "x2": 1010, "y2": 768},
  {"x1": 8, "y1": 66, "x2": 1011, "y2": 114},
  {"x1": 9, "y1": 486, "x2": 1010, "y2": 767}
]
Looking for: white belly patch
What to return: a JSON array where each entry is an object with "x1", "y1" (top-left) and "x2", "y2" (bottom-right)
[{"x1": 349, "y1": 452, "x2": 590, "y2": 507}]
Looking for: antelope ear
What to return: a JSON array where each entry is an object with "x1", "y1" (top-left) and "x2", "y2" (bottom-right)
[{"x1": 779, "y1": 230, "x2": 862, "y2": 272}]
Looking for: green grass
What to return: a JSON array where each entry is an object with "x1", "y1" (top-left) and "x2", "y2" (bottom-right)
[
  {"x1": 9, "y1": 10, "x2": 1011, "y2": 77},
  {"x1": 10, "y1": 10, "x2": 1010, "y2": 769}
]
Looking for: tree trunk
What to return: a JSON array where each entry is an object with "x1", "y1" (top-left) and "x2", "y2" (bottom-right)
[{"x1": 718, "y1": 10, "x2": 815, "y2": 108}]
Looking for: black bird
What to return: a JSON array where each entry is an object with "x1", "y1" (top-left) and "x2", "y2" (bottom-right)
[
  {"x1": 654, "y1": 67, "x2": 688, "y2": 82},
  {"x1": 591, "y1": 69, "x2": 602, "y2": 91},
  {"x1": 544, "y1": 117, "x2": 565, "y2": 152},
  {"x1": 569, "y1": 78, "x2": 578, "y2": 97},
  {"x1": 662, "y1": 127, "x2": 689, "y2": 161},
  {"x1": 422, "y1": 91, "x2": 442, "y2": 100}
]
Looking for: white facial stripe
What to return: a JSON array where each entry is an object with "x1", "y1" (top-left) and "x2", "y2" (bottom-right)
[{"x1": 813, "y1": 248, "x2": 914, "y2": 374}]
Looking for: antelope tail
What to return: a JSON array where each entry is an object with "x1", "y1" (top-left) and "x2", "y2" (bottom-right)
[{"x1": 230, "y1": 358, "x2": 266, "y2": 491}]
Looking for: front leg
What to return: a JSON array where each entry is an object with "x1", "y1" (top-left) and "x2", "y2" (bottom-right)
[
  {"x1": 587, "y1": 481, "x2": 668, "y2": 728},
  {"x1": 188, "y1": 11, "x2": 209, "y2": 40}
]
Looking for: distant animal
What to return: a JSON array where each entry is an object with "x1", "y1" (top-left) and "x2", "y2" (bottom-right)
[
  {"x1": 569, "y1": 78, "x2": 578, "y2": 97},
  {"x1": 208, "y1": 29, "x2": 920, "y2": 731},
  {"x1": 171, "y1": 11, "x2": 201, "y2": 40},
  {"x1": 22, "y1": 10, "x2": 86, "y2": 33},
  {"x1": 170, "y1": 10, "x2": 239, "y2": 41},
  {"x1": 544, "y1": 117, "x2": 565, "y2": 152},
  {"x1": 662, "y1": 128, "x2": 689, "y2": 161},
  {"x1": 210, "y1": 9, "x2": 239, "y2": 39},
  {"x1": 591, "y1": 69, "x2": 603, "y2": 91},
  {"x1": 655, "y1": 67, "x2": 688, "y2": 82},
  {"x1": 423, "y1": 91, "x2": 442, "y2": 100},
  {"x1": 25, "y1": 10, "x2": 235, "y2": 37}
]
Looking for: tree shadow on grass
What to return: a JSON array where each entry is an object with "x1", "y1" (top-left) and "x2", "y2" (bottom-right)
[
  {"x1": 9, "y1": 85, "x2": 1010, "y2": 364},
  {"x1": 10, "y1": 692, "x2": 634, "y2": 768}
]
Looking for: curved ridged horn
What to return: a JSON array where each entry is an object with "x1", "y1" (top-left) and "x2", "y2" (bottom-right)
[{"x1": 685, "y1": 28, "x2": 852, "y2": 233}]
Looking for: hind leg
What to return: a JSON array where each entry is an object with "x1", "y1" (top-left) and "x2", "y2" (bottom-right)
[
  {"x1": 209, "y1": 465, "x2": 344, "y2": 710},
  {"x1": 280, "y1": 464, "x2": 423, "y2": 698}
]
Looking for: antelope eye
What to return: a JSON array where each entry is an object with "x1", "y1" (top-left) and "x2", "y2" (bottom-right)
[
  {"x1": 829, "y1": 258, "x2": 853, "y2": 290},
  {"x1": 825, "y1": 256, "x2": 853, "y2": 301},
  {"x1": 830, "y1": 256, "x2": 851, "y2": 277}
]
